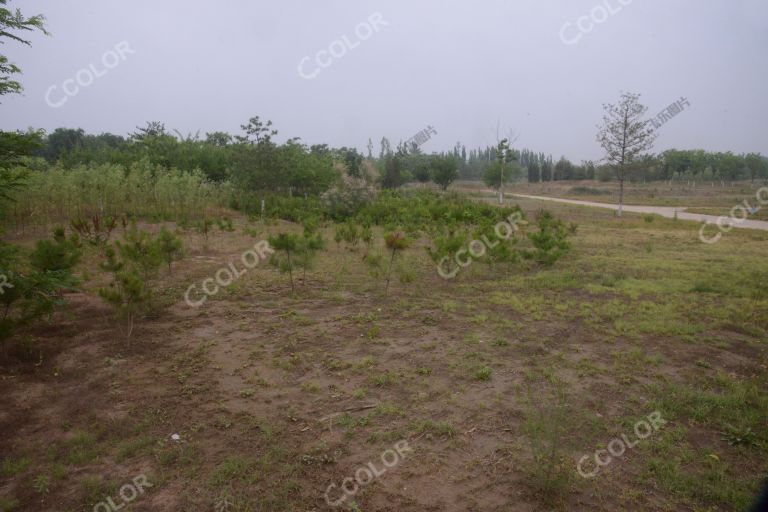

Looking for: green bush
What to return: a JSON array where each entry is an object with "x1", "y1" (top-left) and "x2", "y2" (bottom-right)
[
  {"x1": 525, "y1": 211, "x2": 573, "y2": 266},
  {"x1": 30, "y1": 227, "x2": 81, "y2": 274},
  {"x1": 268, "y1": 233, "x2": 301, "y2": 293},
  {"x1": 99, "y1": 246, "x2": 151, "y2": 340},
  {"x1": 0, "y1": 229, "x2": 80, "y2": 357},
  {"x1": 98, "y1": 225, "x2": 172, "y2": 339},
  {"x1": 156, "y1": 228, "x2": 184, "y2": 272}
]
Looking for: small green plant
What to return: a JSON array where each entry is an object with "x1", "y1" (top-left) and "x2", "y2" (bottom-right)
[
  {"x1": 32, "y1": 474, "x2": 50, "y2": 495},
  {"x1": 156, "y1": 228, "x2": 184, "y2": 272},
  {"x1": 721, "y1": 424, "x2": 758, "y2": 447},
  {"x1": 383, "y1": 231, "x2": 410, "y2": 295},
  {"x1": 1, "y1": 233, "x2": 78, "y2": 358},
  {"x1": 297, "y1": 218, "x2": 325, "y2": 284},
  {"x1": 521, "y1": 376, "x2": 572, "y2": 507},
  {"x1": 473, "y1": 366, "x2": 492, "y2": 381},
  {"x1": 362, "y1": 251, "x2": 384, "y2": 278},
  {"x1": 336, "y1": 219, "x2": 360, "y2": 250},
  {"x1": 0, "y1": 497, "x2": 19, "y2": 511},
  {"x1": 491, "y1": 337, "x2": 509, "y2": 347},
  {"x1": 474, "y1": 219, "x2": 520, "y2": 270},
  {"x1": 361, "y1": 223, "x2": 373, "y2": 246},
  {"x1": 98, "y1": 225, "x2": 168, "y2": 339},
  {"x1": 29, "y1": 227, "x2": 81, "y2": 274},
  {"x1": 525, "y1": 210, "x2": 572, "y2": 267},
  {"x1": 426, "y1": 227, "x2": 466, "y2": 280},
  {"x1": 216, "y1": 216, "x2": 235, "y2": 232},
  {"x1": 115, "y1": 224, "x2": 163, "y2": 280},
  {"x1": 98, "y1": 245, "x2": 152, "y2": 340},
  {"x1": 268, "y1": 233, "x2": 301, "y2": 293}
]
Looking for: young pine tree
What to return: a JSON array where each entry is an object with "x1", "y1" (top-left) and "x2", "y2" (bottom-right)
[
  {"x1": 384, "y1": 231, "x2": 410, "y2": 295},
  {"x1": 156, "y1": 228, "x2": 184, "y2": 273},
  {"x1": 98, "y1": 245, "x2": 150, "y2": 340},
  {"x1": 268, "y1": 233, "x2": 301, "y2": 293},
  {"x1": 297, "y1": 218, "x2": 324, "y2": 284}
]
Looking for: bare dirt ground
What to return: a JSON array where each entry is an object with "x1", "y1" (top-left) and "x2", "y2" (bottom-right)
[{"x1": 1, "y1": 198, "x2": 767, "y2": 512}]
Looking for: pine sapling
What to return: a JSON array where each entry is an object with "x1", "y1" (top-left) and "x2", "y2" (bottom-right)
[
  {"x1": 268, "y1": 233, "x2": 301, "y2": 294},
  {"x1": 156, "y1": 228, "x2": 184, "y2": 272}
]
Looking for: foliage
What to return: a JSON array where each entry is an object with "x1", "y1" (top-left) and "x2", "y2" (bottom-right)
[
  {"x1": 156, "y1": 228, "x2": 184, "y2": 272},
  {"x1": 0, "y1": 229, "x2": 78, "y2": 356},
  {"x1": 230, "y1": 123, "x2": 338, "y2": 196},
  {"x1": 383, "y1": 231, "x2": 410, "y2": 295},
  {"x1": 216, "y1": 216, "x2": 234, "y2": 232},
  {"x1": 524, "y1": 211, "x2": 573, "y2": 266},
  {"x1": 0, "y1": 130, "x2": 43, "y2": 214},
  {"x1": 361, "y1": 223, "x2": 373, "y2": 246},
  {"x1": 483, "y1": 159, "x2": 516, "y2": 189},
  {"x1": 521, "y1": 377, "x2": 573, "y2": 506},
  {"x1": 29, "y1": 227, "x2": 81, "y2": 273},
  {"x1": 297, "y1": 221, "x2": 325, "y2": 283},
  {"x1": 381, "y1": 155, "x2": 404, "y2": 189},
  {"x1": 426, "y1": 227, "x2": 467, "y2": 279},
  {"x1": 268, "y1": 233, "x2": 301, "y2": 293},
  {"x1": 0, "y1": 0, "x2": 49, "y2": 98},
  {"x1": 98, "y1": 224, "x2": 176, "y2": 339},
  {"x1": 474, "y1": 219, "x2": 520, "y2": 268},
  {"x1": 6, "y1": 160, "x2": 226, "y2": 230},
  {"x1": 336, "y1": 219, "x2": 360, "y2": 250},
  {"x1": 321, "y1": 175, "x2": 375, "y2": 222},
  {"x1": 114, "y1": 224, "x2": 163, "y2": 280},
  {"x1": 429, "y1": 155, "x2": 458, "y2": 191},
  {"x1": 98, "y1": 246, "x2": 151, "y2": 340},
  {"x1": 483, "y1": 139, "x2": 522, "y2": 190}
]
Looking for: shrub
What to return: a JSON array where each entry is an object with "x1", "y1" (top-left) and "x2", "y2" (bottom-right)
[
  {"x1": 156, "y1": 228, "x2": 184, "y2": 272},
  {"x1": 525, "y1": 211, "x2": 572, "y2": 266},
  {"x1": 268, "y1": 233, "x2": 301, "y2": 293},
  {"x1": 30, "y1": 227, "x2": 81, "y2": 274},
  {"x1": 521, "y1": 379, "x2": 573, "y2": 506},
  {"x1": 98, "y1": 226, "x2": 168, "y2": 339},
  {"x1": 297, "y1": 219, "x2": 325, "y2": 284},
  {"x1": 98, "y1": 248, "x2": 151, "y2": 340},
  {"x1": 216, "y1": 216, "x2": 235, "y2": 232},
  {"x1": 336, "y1": 220, "x2": 360, "y2": 250},
  {"x1": 383, "y1": 231, "x2": 410, "y2": 295},
  {"x1": 426, "y1": 227, "x2": 467, "y2": 280},
  {"x1": 321, "y1": 176, "x2": 375, "y2": 221},
  {"x1": 474, "y1": 220, "x2": 520, "y2": 269},
  {"x1": 0, "y1": 233, "x2": 78, "y2": 357},
  {"x1": 115, "y1": 224, "x2": 163, "y2": 279}
]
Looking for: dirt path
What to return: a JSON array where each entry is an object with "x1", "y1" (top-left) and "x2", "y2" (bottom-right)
[{"x1": 509, "y1": 193, "x2": 768, "y2": 231}]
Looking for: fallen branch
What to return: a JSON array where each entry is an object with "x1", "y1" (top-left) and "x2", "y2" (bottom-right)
[{"x1": 317, "y1": 404, "x2": 378, "y2": 423}]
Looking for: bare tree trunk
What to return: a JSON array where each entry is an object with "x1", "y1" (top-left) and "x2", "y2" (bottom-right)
[
  {"x1": 618, "y1": 178, "x2": 624, "y2": 217},
  {"x1": 384, "y1": 247, "x2": 397, "y2": 296}
]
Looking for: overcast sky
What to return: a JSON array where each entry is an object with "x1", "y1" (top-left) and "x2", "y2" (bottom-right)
[{"x1": 1, "y1": 0, "x2": 766, "y2": 162}]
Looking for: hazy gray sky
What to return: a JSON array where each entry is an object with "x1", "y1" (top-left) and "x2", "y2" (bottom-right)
[{"x1": 1, "y1": 0, "x2": 766, "y2": 162}]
